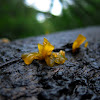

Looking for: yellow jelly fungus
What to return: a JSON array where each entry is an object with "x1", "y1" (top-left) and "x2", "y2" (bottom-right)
[
  {"x1": 72, "y1": 34, "x2": 86, "y2": 52},
  {"x1": 0, "y1": 38, "x2": 10, "y2": 43},
  {"x1": 22, "y1": 38, "x2": 67, "y2": 67},
  {"x1": 84, "y1": 41, "x2": 88, "y2": 48}
]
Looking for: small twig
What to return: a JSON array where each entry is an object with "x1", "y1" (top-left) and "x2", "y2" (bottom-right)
[{"x1": 0, "y1": 58, "x2": 22, "y2": 69}]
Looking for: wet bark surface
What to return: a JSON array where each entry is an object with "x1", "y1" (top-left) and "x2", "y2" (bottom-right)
[{"x1": 0, "y1": 26, "x2": 100, "y2": 100}]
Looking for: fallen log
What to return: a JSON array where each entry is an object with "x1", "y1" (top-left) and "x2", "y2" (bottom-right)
[{"x1": 0, "y1": 26, "x2": 100, "y2": 100}]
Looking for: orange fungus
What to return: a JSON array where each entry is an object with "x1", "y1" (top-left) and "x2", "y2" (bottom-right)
[
  {"x1": 72, "y1": 34, "x2": 86, "y2": 52},
  {"x1": 84, "y1": 41, "x2": 88, "y2": 48},
  {"x1": 22, "y1": 38, "x2": 67, "y2": 66}
]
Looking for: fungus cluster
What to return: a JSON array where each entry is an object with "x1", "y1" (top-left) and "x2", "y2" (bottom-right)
[
  {"x1": 22, "y1": 38, "x2": 67, "y2": 67},
  {"x1": 22, "y1": 34, "x2": 88, "y2": 67}
]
